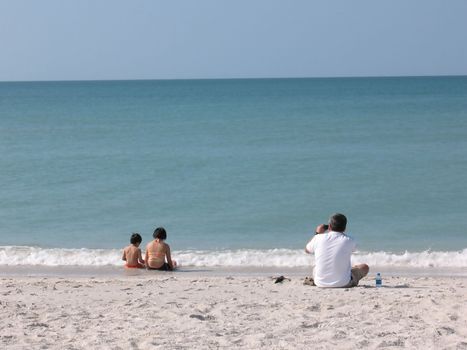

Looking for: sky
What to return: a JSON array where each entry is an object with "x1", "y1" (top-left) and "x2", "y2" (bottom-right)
[{"x1": 1, "y1": 0, "x2": 467, "y2": 81}]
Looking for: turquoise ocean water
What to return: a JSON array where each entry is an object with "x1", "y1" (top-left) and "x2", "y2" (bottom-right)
[{"x1": 1, "y1": 77, "x2": 466, "y2": 268}]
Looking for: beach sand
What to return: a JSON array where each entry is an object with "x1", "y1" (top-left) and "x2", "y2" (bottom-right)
[{"x1": 1, "y1": 273, "x2": 466, "y2": 349}]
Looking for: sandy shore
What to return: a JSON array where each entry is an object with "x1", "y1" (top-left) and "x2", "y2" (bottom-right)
[{"x1": 1, "y1": 274, "x2": 466, "y2": 349}]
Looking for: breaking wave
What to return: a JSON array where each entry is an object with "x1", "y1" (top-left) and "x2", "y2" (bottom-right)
[{"x1": 1, "y1": 246, "x2": 467, "y2": 268}]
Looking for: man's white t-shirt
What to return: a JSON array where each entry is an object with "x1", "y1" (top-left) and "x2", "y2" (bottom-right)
[{"x1": 306, "y1": 231, "x2": 357, "y2": 288}]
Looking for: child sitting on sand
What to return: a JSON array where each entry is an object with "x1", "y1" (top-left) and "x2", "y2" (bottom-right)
[
  {"x1": 122, "y1": 233, "x2": 145, "y2": 268},
  {"x1": 145, "y1": 227, "x2": 177, "y2": 271}
]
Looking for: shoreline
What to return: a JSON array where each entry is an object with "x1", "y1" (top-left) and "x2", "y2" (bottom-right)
[{"x1": 1, "y1": 265, "x2": 466, "y2": 278}]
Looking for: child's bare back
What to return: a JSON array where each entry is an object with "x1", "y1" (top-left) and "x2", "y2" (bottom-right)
[{"x1": 122, "y1": 233, "x2": 145, "y2": 268}]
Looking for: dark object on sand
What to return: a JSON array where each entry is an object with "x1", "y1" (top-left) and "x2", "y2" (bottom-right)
[
  {"x1": 304, "y1": 276, "x2": 315, "y2": 286},
  {"x1": 274, "y1": 276, "x2": 285, "y2": 284}
]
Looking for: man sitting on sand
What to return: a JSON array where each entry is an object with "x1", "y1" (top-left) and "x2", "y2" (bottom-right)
[{"x1": 305, "y1": 213, "x2": 369, "y2": 287}]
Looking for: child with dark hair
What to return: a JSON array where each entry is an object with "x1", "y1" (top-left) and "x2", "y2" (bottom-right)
[
  {"x1": 145, "y1": 227, "x2": 177, "y2": 271},
  {"x1": 122, "y1": 233, "x2": 145, "y2": 268}
]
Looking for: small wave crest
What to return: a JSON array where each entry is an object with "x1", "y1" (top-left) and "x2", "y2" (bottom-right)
[
  {"x1": 1, "y1": 246, "x2": 467, "y2": 268},
  {"x1": 0, "y1": 246, "x2": 122, "y2": 267}
]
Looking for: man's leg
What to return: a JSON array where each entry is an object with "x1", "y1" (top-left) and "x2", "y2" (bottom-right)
[{"x1": 349, "y1": 264, "x2": 369, "y2": 287}]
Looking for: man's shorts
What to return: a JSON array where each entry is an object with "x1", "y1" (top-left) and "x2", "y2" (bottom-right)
[{"x1": 304, "y1": 265, "x2": 368, "y2": 287}]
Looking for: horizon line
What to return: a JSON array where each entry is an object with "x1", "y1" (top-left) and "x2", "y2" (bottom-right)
[{"x1": 1, "y1": 73, "x2": 466, "y2": 84}]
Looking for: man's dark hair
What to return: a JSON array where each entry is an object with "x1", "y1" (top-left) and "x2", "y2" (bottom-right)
[
  {"x1": 130, "y1": 233, "x2": 142, "y2": 244},
  {"x1": 329, "y1": 213, "x2": 347, "y2": 232},
  {"x1": 153, "y1": 227, "x2": 167, "y2": 240}
]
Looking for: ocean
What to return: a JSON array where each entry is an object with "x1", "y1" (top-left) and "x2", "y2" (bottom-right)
[{"x1": 1, "y1": 77, "x2": 467, "y2": 269}]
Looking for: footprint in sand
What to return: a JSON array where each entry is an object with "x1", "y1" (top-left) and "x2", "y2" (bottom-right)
[
  {"x1": 379, "y1": 339, "x2": 405, "y2": 347},
  {"x1": 306, "y1": 303, "x2": 321, "y2": 312},
  {"x1": 436, "y1": 326, "x2": 455, "y2": 335},
  {"x1": 28, "y1": 322, "x2": 49, "y2": 328}
]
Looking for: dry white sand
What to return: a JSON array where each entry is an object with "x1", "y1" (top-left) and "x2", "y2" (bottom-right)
[{"x1": 1, "y1": 274, "x2": 466, "y2": 349}]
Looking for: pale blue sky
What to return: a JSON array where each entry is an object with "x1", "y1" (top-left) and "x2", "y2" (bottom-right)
[{"x1": 1, "y1": 0, "x2": 466, "y2": 81}]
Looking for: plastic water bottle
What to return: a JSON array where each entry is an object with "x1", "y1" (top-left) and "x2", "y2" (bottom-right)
[{"x1": 375, "y1": 272, "x2": 382, "y2": 288}]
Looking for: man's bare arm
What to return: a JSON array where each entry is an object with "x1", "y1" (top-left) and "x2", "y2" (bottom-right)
[
  {"x1": 305, "y1": 224, "x2": 328, "y2": 253},
  {"x1": 315, "y1": 224, "x2": 327, "y2": 234}
]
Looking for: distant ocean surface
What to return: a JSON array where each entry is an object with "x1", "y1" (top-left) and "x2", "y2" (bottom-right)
[{"x1": 1, "y1": 77, "x2": 467, "y2": 268}]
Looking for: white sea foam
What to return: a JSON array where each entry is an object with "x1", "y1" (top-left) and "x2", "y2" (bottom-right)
[
  {"x1": 0, "y1": 246, "x2": 122, "y2": 267},
  {"x1": 1, "y1": 246, "x2": 467, "y2": 268}
]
